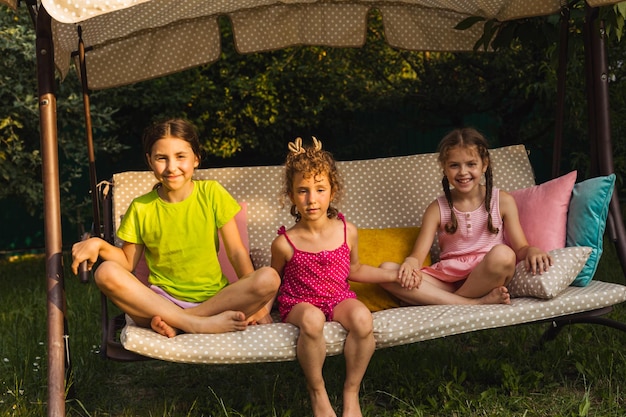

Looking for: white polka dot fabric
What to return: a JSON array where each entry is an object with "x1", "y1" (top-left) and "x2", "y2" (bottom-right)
[
  {"x1": 508, "y1": 246, "x2": 592, "y2": 299},
  {"x1": 41, "y1": 0, "x2": 623, "y2": 89},
  {"x1": 121, "y1": 281, "x2": 626, "y2": 364},
  {"x1": 110, "y1": 145, "x2": 626, "y2": 363},
  {"x1": 372, "y1": 281, "x2": 626, "y2": 350}
]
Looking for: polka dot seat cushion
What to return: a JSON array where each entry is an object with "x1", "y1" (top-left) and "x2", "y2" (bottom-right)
[
  {"x1": 110, "y1": 145, "x2": 626, "y2": 363},
  {"x1": 121, "y1": 281, "x2": 626, "y2": 363}
]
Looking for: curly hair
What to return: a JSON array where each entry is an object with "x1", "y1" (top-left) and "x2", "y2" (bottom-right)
[
  {"x1": 438, "y1": 127, "x2": 498, "y2": 235},
  {"x1": 282, "y1": 139, "x2": 343, "y2": 222}
]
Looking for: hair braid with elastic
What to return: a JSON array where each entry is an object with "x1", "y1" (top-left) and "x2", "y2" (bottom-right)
[
  {"x1": 442, "y1": 176, "x2": 458, "y2": 233},
  {"x1": 484, "y1": 165, "x2": 499, "y2": 234}
]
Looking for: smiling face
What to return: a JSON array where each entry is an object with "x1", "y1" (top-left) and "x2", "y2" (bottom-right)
[
  {"x1": 147, "y1": 136, "x2": 200, "y2": 201},
  {"x1": 289, "y1": 171, "x2": 333, "y2": 222},
  {"x1": 441, "y1": 145, "x2": 488, "y2": 193}
]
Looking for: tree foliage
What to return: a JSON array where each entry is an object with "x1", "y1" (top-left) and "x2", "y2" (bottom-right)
[
  {"x1": 454, "y1": 0, "x2": 626, "y2": 183},
  {"x1": 0, "y1": 6, "x2": 123, "y2": 221},
  {"x1": 98, "y1": 12, "x2": 564, "y2": 167},
  {"x1": 3, "y1": 3, "x2": 626, "y2": 250}
]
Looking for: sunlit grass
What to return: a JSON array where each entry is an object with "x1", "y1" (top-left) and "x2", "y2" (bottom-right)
[{"x1": 1, "y1": 243, "x2": 626, "y2": 416}]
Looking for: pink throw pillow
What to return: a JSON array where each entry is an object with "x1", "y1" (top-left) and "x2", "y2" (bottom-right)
[
  {"x1": 506, "y1": 171, "x2": 577, "y2": 253},
  {"x1": 217, "y1": 202, "x2": 249, "y2": 283},
  {"x1": 133, "y1": 202, "x2": 249, "y2": 285}
]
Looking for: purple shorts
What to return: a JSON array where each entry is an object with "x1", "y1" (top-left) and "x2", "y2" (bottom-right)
[{"x1": 150, "y1": 285, "x2": 200, "y2": 309}]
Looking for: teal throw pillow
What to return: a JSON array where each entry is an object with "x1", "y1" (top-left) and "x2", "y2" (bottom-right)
[{"x1": 566, "y1": 174, "x2": 615, "y2": 286}]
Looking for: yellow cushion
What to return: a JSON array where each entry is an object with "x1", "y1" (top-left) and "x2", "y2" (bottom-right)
[{"x1": 351, "y1": 227, "x2": 431, "y2": 311}]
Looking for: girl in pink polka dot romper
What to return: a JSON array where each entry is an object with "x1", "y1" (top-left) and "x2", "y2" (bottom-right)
[
  {"x1": 271, "y1": 137, "x2": 418, "y2": 417},
  {"x1": 380, "y1": 127, "x2": 552, "y2": 306}
]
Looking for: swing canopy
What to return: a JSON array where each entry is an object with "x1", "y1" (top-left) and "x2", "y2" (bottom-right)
[{"x1": 3, "y1": 0, "x2": 622, "y2": 89}]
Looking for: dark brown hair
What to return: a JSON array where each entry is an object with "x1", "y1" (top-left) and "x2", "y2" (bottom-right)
[{"x1": 142, "y1": 118, "x2": 202, "y2": 165}]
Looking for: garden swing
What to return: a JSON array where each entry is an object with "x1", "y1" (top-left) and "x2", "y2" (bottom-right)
[{"x1": 4, "y1": 1, "x2": 626, "y2": 416}]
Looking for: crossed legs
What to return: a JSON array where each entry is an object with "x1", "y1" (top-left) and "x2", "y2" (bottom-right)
[
  {"x1": 94, "y1": 261, "x2": 280, "y2": 336},
  {"x1": 381, "y1": 244, "x2": 515, "y2": 306}
]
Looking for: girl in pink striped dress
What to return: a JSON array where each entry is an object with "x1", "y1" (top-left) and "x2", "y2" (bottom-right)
[
  {"x1": 271, "y1": 137, "x2": 416, "y2": 417},
  {"x1": 381, "y1": 127, "x2": 552, "y2": 306}
]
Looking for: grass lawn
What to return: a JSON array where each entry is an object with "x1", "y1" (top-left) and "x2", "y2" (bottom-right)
[{"x1": 1, "y1": 242, "x2": 626, "y2": 416}]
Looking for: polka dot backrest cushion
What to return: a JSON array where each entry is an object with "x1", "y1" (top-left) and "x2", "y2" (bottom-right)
[{"x1": 111, "y1": 145, "x2": 536, "y2": 268}]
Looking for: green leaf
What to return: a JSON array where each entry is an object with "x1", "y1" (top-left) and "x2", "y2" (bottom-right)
[
  {"x1": 455, "y1": 15, "x2": 486, "y2": 31},
  {"x1": 616, "y1": 2, "x2": 626, "y2": 19}
]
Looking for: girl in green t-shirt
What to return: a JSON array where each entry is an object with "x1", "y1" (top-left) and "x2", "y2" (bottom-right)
[{"x1": 71, "y1": 119, "x2": 280, "y2": 337}]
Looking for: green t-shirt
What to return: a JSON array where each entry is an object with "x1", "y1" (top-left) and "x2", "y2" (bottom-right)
[{"x1": 117, "y1": 180, "x2": 240, "y2": 303}]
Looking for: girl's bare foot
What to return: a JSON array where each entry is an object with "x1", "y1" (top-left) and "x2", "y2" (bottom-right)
[
  {"x1": 478, "y1": 286, "x2": 511, "y2": 305},
  {"x1": 247, "y1": 306, "x2": 273, "y2": 325},
  {"x1": 200, "y1": 310, "x2": 248, "y2": 333},
  {"x1": 151, "y1": 315, "x2": 179, "y2": 338},
  {"x1": 151, "y1": 311, "x2": 248, "y2": 337},
  {"x1": 188, "y1": 310, "x2": 248, "y2": 333}
]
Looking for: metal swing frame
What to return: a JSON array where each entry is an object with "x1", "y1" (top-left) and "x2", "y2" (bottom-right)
[{"x1": 17, "y1": 1, "x2": 626, "y2": 415}]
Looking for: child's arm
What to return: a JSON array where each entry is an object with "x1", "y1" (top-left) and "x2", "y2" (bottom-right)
[
  {"x1": 500, "y1": 190, "x2": 553, "y2": 274},
  {"x1": 270, "y1": 235, "x2": 288, "y2": 279},
  {"x1": 346, "y1": 222, "x2": 418, "y2": 289},
  {"x1": 219, "y1": 217, "x2": 254, "y2": 279},
  {"x1": 70, "y1": 237, "x2": 140, "y2": 275},
  {"x1": 224, "y1": 219, "x2": 276, "y2": 324},
  {"x1": 398, "y1": 200, "x2": 439, "y2": 279}
]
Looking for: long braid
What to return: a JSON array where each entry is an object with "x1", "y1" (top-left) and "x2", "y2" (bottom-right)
[
  {"x1": 484, "y1": 165, "x2": 499, "y2": 234},
  {"x1": 442, "y1": 176, "x2": 458, "y2": 234}
]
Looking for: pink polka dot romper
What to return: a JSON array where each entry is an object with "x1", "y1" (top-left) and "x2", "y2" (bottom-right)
[{"x1": 277, "y1": 213, "x2": 356, "y2": 322}]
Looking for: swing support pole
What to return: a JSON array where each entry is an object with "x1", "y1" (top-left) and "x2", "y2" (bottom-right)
[{"x1": 34, "y1": 5, "x2": 68, "y2": 417}]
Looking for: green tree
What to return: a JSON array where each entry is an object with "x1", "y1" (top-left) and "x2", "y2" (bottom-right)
[
  {"x1": 0, "y1": 5, "x2": 122, "y2": 249},
  {"x1": 459, "y1": 0, "x2": 626, "y2": 184},
  {"x1": 99, "y1": 12, "x2": 560, "y2": 166},
  {"x1": 4, "y1": 3, "x2": 626, "y2": 251}
]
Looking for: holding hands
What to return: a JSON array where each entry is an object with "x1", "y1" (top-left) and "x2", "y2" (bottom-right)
[{"x1": 397, "y1": 256, "x2": 422, "y2": 290}]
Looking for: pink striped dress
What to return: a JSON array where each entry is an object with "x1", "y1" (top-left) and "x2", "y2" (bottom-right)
[{"x1": 422, "y1": 188, "x2": 504, "y2": 282}]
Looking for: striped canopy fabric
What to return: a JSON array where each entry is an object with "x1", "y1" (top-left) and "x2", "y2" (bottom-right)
[{"x1": 3, "y1": 0, "x2": 616, "y2": 89}]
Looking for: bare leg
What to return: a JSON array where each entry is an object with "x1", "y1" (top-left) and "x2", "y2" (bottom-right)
[
  {"x1": 95, "y1": 261, "x2": 249, "y2": 335},
  {"x1": 380, "y1": 260, "x2": 510, "y2": 306},
  {"x1": 456, "y1": 244, "x2": 515, "y2": 299},
  {"x1": 148, "y1": 266, "x2": 279, "y2": 335},
  {"x1": 287, "y1": 303, "x2": 337, "y2": 417},
  {"x1": 184, "y1": 266, "x2": 280, "y2": 320},
  {"x1": 150, "y1": 312, "x2": 245, "y2": 337},
  {"x1": 333, "y1": 299, "x2": 375, "y2": 417}
]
